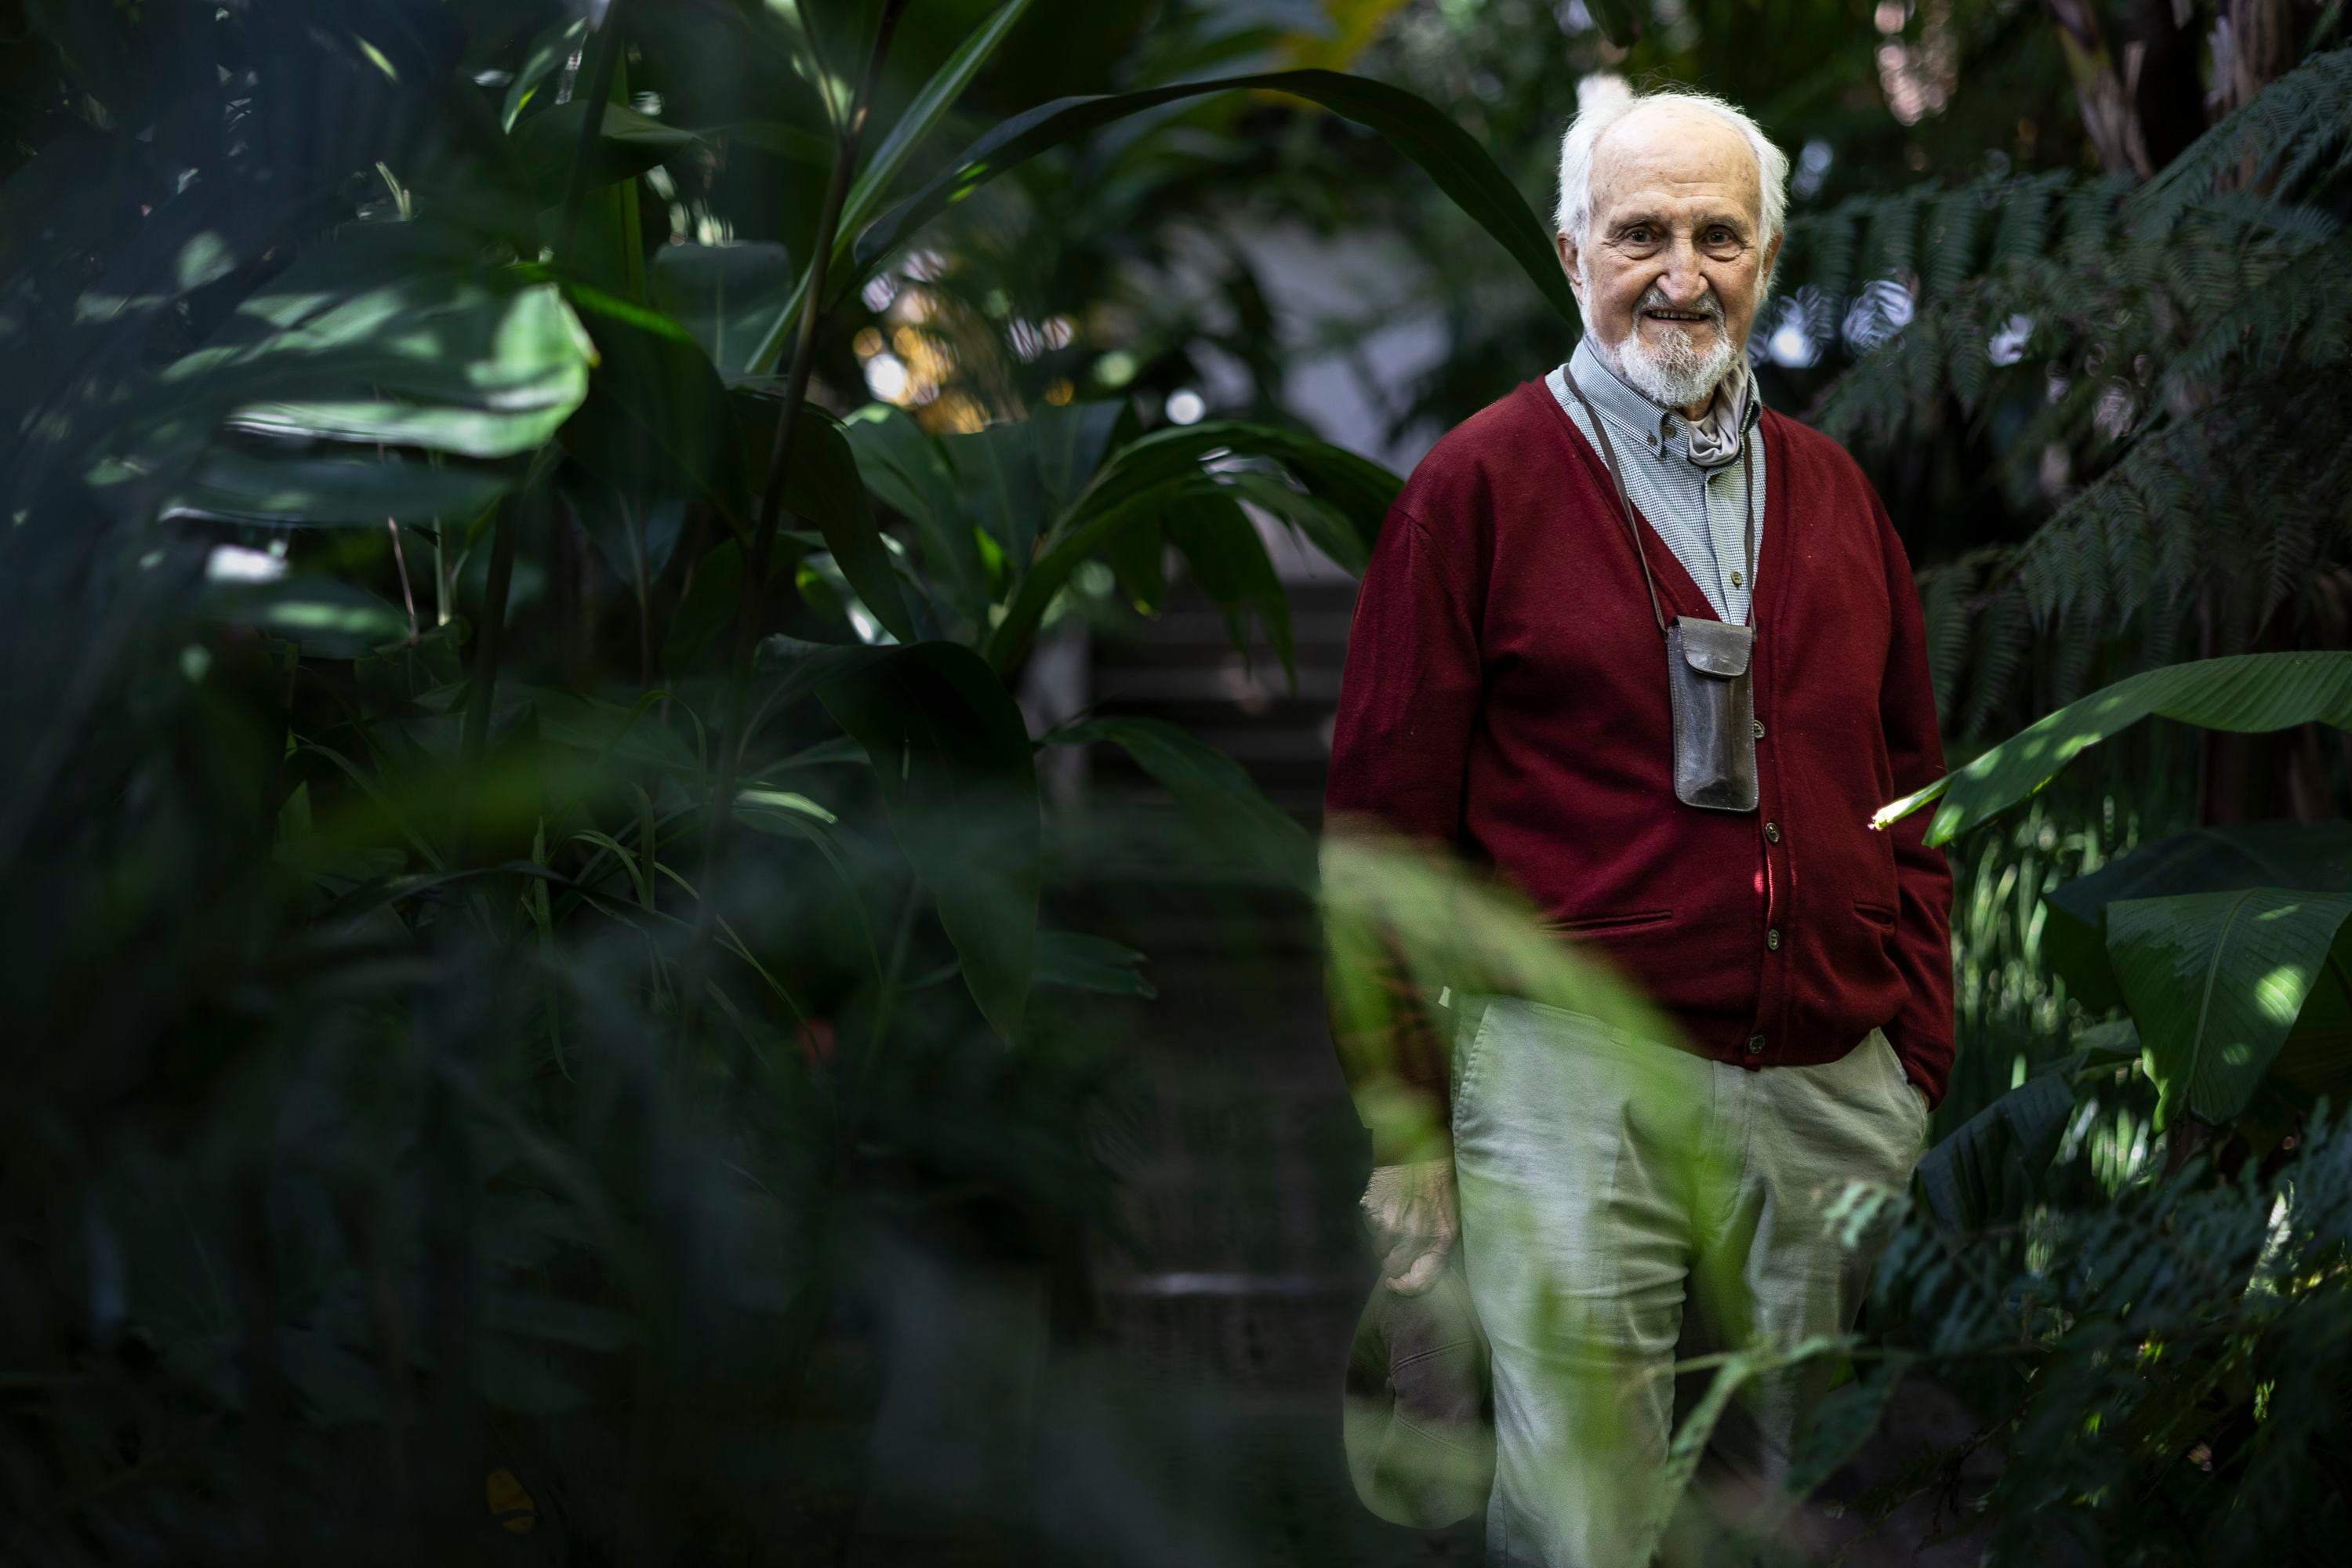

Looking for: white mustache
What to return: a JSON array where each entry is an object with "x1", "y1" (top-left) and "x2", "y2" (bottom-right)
[{"x1": 1636, "y1": 286, "x2": 1722, "y2": 324}]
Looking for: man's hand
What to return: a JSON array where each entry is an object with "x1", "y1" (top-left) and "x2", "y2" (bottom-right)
[{"x1": 1360, "y1": 1158, "x2": 1458, "y2": 1296}]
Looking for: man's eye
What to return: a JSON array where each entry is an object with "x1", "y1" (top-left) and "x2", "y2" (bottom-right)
[
  {"x1": 1624, "y1": 227, "x2": 1653, "y2": 243},
  {"x1": 1708, "y1": 229, "x2": 1734, "y2": 245}
]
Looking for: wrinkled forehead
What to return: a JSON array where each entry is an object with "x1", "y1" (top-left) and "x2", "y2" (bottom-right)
[{"x1": 1590, "y1": 104, "x2": 1762, "y2": 223}]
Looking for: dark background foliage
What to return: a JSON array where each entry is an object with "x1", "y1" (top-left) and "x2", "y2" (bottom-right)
[{"x1": 2, "y1": 0, "x2": 2349, "y2": 1563}]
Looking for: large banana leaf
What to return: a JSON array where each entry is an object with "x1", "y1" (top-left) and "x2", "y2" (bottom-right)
[
  {"x1": 1874, "y1": 652, "x2": 2352, "y2": 846},
  {"x1": 2107, "y1": 888, "x2": 2352, "y2": 1130},
  {"x1": 2043, "y1": 821, "x2": 2352, "y2": 1011}
]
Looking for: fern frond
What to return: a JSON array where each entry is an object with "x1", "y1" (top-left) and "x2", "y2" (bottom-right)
[{"x1": 2134, "y1": 45, "x2": 2352, "y2": 230}]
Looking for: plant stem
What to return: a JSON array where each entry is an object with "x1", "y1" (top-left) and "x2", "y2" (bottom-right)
[
  {"x1": 459, "y1": 492, "x2": 519, "y2": 773},
  {"x1": 556, "y1": 0, "x2": 637, "y2": 263},
  {"x1": 678, "y1": 0, "x2": 909, "y2": 1044}
]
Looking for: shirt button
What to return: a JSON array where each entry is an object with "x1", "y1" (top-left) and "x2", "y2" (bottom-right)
[
  {"x1": 1746, "y1": 1035, "x2": 1766, "y2": 1056},
  {"x1": 1766, "y1": 927, "x2": 1781, "y2": 951},
  {"x1": 1764, "y1": 822, "x2": 1780, "y2": 843}
]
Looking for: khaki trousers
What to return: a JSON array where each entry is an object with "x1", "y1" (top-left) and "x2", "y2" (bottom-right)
[{"x1": 1450, "y1": 998, "x2": 1929, "y2": 1567}]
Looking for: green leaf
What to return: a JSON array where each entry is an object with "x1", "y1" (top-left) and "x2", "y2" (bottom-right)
[
  {"x1": 665, "y1": 539, "x2": 742, "y2": 668},
  {"x1": 840, "y1": 0, "x2": 1040, "y2": 240},
  {"x1": 501, "y1": 16, "x2": 586, "y2": 130},
  {"x1": 840, "y1": 405, "x2": 989, "y2": 631},
  {"x1": 161, "y1": 448, "x2": 517, "y2": 528},
  {"x1": 775, "y1": 405, "x2": 920, "y2": 644},
  {"x1": 1219, "y1": 469, "x2": 1374, "y2": 577},
  {"x1": 528, "y1": 687, "x2": 702, "y2": 777},
  {"x1": 983, "y1": 418, "x2": 1397, "y2": 670},
  {"x1": 814, "y1": 642, "x2": 1040, "y2": 1040},
  {"x1": 1915, "y1": 1065, "x2": 2078, "y2": 1230},
  {"x1": 514, "y1": 99, "x2": 699, "y2": 188},
  {"x1": 172, "y1": 227, "x2": 598, "y2": 462},
  {"x1": 743, "y1": 0, "x2": 1040, "y2": 375},
  {"x1": 1096, "y1": 506, "x2": 1167, "y2": 613},
  {"x1": 1047, "y1": 716, "x2": 1314, "y2": 891},
  {"x1": 1164, "y1": 493, "x2": 1294, "y2": 686},
  {"x1": 707, "y1": 121, "x2": 832, "y2": 168},
  {"x1": 355, "y1": 618, "x2": 467, "y2": 710},
  {"x1": 569, "y1": 486, "x2": 685, "y2": 593},
  {"x1": 2044, "y1": 821, "x2": 2352, "y2": 1012},
  {"x1": 560, "y1": 284, "x2": 740, "y2": 516},
  {"x1": 651, "y1": 242, "x2": 793, "y2": 379},
  {"x1": 203, "y1": 575, "x2": 408, "y2": 656},
  {"x1": 842, "y1": 69, "x2": 1577, "y2": 332},
  {"x1": 2107, "y1": 887, "x2": 2352, "y2": 1130},
  {"x1": 1784, "y1": 1352, "x2": 1912, "y2": 1500},
  {"x1": 1875, "y1": 653, "x2": 2352, "y2": 846},
  {"x1": 1036, "y1": 931, "x2": 1156, "y2": 998}
]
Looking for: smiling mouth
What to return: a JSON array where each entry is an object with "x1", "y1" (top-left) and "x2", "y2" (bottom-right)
[{"x1": 1644, "y1": 310, "x2": 1714, "y2": 324}]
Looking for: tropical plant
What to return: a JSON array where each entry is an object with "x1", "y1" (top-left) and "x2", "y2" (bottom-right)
[
  {"x1": 1876, "y1": 649, "x2": 2352, "y2": 1158},
  {"x1": 0, "y1": 0, "x2": 1595, "y2": 1558}
]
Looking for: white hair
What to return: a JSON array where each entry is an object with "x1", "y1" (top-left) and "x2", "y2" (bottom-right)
[{"x1": 1553, "y1": 77, "x2": 1790, "y2": 256}]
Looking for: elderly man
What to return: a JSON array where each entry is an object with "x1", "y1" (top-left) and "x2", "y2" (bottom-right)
[{"x1": 1324, "y1": 83, "x2": 1953, "y2": 1565}]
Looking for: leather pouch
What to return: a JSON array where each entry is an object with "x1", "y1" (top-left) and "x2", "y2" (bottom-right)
[{"x1": 1664, "y1": 616, "x2": 1759, "y2": 812}]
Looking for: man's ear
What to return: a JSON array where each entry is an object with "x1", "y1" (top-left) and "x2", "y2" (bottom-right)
[
  {"x1": 1759, "y1": 230, "x2": 1783, "y2": 296},
  {"x1": 1556, "y1": 232, "x2": 1583, "y2": 302}
]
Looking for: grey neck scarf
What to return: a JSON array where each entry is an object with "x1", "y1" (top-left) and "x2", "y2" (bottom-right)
[{"x1": 1684, "y1": 358, "x2": 1756, "y2": 470}]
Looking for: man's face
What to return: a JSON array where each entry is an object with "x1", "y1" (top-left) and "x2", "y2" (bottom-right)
[{"x1": 1558, "y1": 103, "x2": 1780, "y2": 402}]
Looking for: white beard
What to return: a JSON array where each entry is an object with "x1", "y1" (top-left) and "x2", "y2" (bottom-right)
[
  {"x1": 1612, "y1": 319, "x2": 1737, "y2": 411},
  {"x1": 1578, "y1": 267, "x2": 1740, "y2": 410}
]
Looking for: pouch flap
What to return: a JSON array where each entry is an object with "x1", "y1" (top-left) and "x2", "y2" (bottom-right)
[{"x1": 1675, "y1": 617, "x2": 1753, "y2": 677}]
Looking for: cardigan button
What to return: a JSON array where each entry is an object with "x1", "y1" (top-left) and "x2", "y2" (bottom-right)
[
  {"x1": 1745, "y1": 1035, "x2": 1766, "y2": 1056},
  {"x1": 1766, "y1": 927, "x2": 1781, "y2": 951},
  {"x1": 1751, "y1": 718, "x2": 1766, "y2": 740},
  {"x1": 1764, "y1": 821, "x2": 1780, "y2": 844}
]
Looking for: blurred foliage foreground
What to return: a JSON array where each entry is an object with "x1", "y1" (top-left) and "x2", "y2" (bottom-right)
[{"x1": 5, "y1": 0, "x2": 2352, "y2": 1564}]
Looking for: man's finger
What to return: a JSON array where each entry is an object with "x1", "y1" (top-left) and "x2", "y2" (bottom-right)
[{"x1": 1385, "y1": 1243, "x2": 1448, "y2": 1296}]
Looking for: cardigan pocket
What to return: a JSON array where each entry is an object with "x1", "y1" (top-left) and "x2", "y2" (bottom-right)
[{"x1": 1853, "y1": 901, "x2": 1897, "y2": 930}]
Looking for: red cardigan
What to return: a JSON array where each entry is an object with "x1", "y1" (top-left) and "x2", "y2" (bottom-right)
[{"x1": 1324, "y1": 378, "x2": 1954, "y2": 1163}]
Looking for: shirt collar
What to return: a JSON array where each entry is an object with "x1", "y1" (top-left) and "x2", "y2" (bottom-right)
[{"x1": 1567, "y1": 335, "x2": 1759, "y2": 471}]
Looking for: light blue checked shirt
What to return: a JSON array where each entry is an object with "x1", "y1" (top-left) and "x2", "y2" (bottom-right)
[{"x1": 1546, "y1": 336, "x2": 1766, "y2": 624}]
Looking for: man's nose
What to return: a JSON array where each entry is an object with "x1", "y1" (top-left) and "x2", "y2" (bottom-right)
[{"x1": 1655, "y1": 240, "x2": 1710, "y2": 305}]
